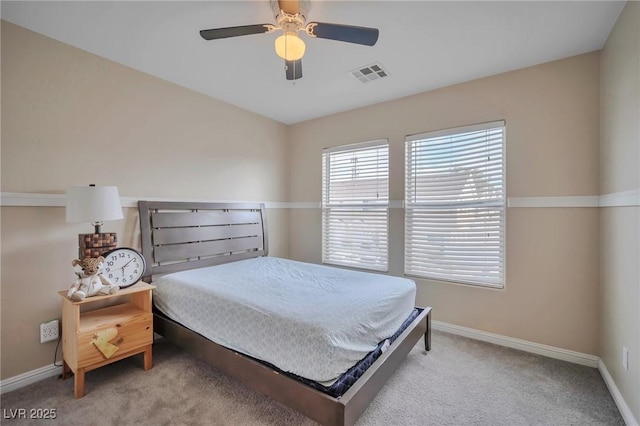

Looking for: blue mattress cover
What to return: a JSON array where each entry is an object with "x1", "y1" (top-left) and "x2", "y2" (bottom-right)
[{"x1": 258, "y1": 308, "x2": 422, "y2": 398}]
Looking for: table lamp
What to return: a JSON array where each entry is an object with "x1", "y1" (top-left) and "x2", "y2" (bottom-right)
[{"x1": 66, "y1": 184, "x2": 124, "y2": 259}]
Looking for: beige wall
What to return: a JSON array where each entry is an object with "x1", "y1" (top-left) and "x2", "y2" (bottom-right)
[
  {"x1": 599, "y1": 1, "x2": 640, "y2": 421},
  {"x1": 1, "y1": 15, "x2": 636, "y2": 420},
  {"x1": 288, "y1": 52, "x2": 602, "y2": 355},
  {"x1": 0, "y1": 21, "x2": 290, "y2": 379}
]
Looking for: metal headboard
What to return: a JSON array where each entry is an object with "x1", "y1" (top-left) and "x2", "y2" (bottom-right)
[{"x1": 138, "y1": 201, "x2": 268, "y2": 282}]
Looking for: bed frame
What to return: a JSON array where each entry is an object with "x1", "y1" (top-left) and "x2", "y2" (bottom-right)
[{"x1": 138, "y1": 200, "x2": 431, "y2": 426}]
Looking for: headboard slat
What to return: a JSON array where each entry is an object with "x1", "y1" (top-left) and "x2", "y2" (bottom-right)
[
  {"x1": 151, "y1": 211, "x2": 261, "y2": 228},
  {"x1": 154, "y1": 236, "x2": 263, "y2": 263},
  {"x1": 153, "y1": 223, "x2": 263, "y2": 246},
  {"x1": 151, "y1": 251, "x2": 263, "y2": 276}
]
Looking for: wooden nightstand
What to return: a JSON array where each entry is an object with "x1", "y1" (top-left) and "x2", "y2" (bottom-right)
[{"x1": 58, "y1": 282, "x2": 156, "y2": 398}]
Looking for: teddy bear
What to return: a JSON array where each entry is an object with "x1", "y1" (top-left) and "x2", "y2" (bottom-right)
[{"x1": 67, "y1": 256, "x2": 120, "y2": 301}]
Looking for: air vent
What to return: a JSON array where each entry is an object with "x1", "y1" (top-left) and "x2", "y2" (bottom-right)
[{"x1": 350, "y1": 63, "x2": 389, "y2": 83}]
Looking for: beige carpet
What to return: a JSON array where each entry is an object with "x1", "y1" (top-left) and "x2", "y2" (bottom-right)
[{"x1": 1, "y1": 331, "x2": 624, "y2": 425}]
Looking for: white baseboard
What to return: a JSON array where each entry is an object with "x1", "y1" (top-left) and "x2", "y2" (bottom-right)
[
  {"x1": 2, "y1": 323, "x2": 598, "y2": 393},
  {"x1": 0, "y1": 363, "x2": 60, "y2": 394},
  {"x1": 2, "y1": 324, "x2": 637, "y2": 426},
  {"x1": 433, "y1": 320, "x2": 638, "y2": 425},
  {"x1": 432, "y1": 320, "x2": 599, "y2": 367},
  {"x1": 598, "y1": 359, "x2": 639, "y2": 426}
]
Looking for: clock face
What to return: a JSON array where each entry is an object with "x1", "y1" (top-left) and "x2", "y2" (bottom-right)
[{"x1": 102, "y1": 248, "x2": 146, "y2": 288}]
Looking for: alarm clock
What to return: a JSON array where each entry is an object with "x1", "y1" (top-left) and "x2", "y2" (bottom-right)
[{"x1": 102, "y1": 247, "x2": 146, "y2": 288}]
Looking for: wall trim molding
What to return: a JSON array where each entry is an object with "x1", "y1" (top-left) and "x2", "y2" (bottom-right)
[
  {"x1": 432, "y1": 320, "x2": 599, "y2": 367},
  {"x1": 598, "y1": 359, "x2": 639, "y2": 426},
  {"x1": 2, "y1": 191, "x2": 639, "y2": 209},
  {"x1": 0, "y1": 192, "x2": 66, "y2": 207},
  {"x1": 599, "y1": 188, "x2": 640, "y2": 207},
  {"x1": 285, "y1": 201, "x2": 322, "y2": 209},
  {"x1": 507, "y1": 195, "x2": 599, "y2": 208},
  {"x1": 508, "y1": 190, "x2": 640, "y2": 208},
  {"x1": 0, "y1": 363, "x2": 60, "y2": 394},
  {"x1": 0, "y1": 193, "x2": 318, "y2": 209}
]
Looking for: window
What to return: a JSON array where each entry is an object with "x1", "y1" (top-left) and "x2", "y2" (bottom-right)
[
  {"x1": 405, "y1": 121, "x2": 505, "y2": 288},
  {"x1": 322, "y1": 140, "x2": 389, "y2": 271}
]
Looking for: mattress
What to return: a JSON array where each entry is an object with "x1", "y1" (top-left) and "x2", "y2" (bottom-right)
[
  {"x1": 284, "y1": 307, "x2": 422, "y2": 397},
  {"x1": 152, "y1": 256, "x2": 416, "y2": 383}
]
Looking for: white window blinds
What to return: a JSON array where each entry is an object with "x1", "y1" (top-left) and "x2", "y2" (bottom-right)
[
  {"x1": 322, "y1": 140, "x2": 389, "y2": 271},
  {"x1": 405, "y1": 121, "x2": 505, "y2": 288}
]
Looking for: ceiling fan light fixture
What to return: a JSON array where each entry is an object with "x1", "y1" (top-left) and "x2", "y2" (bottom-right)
[
  {"x1": 200, "y1": 0, "x2": 379, "y2": 81},
  {"x1": 275, "y1": 31, "x2": 306, "y2": 61}
]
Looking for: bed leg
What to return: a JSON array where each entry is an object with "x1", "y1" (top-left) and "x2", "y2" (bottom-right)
[{"x1": 424, "y1": 309, "x2": 431, "y2": 351}]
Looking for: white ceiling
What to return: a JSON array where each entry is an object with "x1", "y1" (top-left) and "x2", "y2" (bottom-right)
[{"x1": 1, "y1": 1, "x2": 625, "y2": 125}]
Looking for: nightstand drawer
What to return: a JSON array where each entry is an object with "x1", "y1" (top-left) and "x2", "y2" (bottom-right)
[{"x1": 76, "y1": 311, "x2": 152, "y2": 368}]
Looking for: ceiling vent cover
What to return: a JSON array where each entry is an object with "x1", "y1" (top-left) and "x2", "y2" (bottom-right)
[{"x1": 350, "y1": 63, "x2": 389, "y2": 83}]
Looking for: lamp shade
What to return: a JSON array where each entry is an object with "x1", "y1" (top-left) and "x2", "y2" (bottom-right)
[
  {"x1": 275, "y1": 31, "x2": 306, "y2": 61},
  {"x1": 66, "y1": 185, "x2": 124, "y2": 224}
]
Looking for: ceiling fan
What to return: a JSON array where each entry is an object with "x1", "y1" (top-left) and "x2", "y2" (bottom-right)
[{"x1": 199, "y1": 0, "x2": 379, "y2": 81}]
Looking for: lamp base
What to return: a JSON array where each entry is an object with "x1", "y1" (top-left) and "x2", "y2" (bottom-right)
[{"x1": 78, "y1": 233, "x2": 117, "y2": 259}]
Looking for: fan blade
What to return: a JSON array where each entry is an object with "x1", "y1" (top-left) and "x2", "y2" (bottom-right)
[
  {"x1": 307, "y1": 22, "x2": 379, "y2": 46},
  {"x1": 278, "y1": 0, "x2": 299, "y2": 15},
  {"x1": 200, "y1": 24, "x2": 271, "y2": 40},
  {"x1": 285, "y1": 59, "x2": 302, "y2": 80}
]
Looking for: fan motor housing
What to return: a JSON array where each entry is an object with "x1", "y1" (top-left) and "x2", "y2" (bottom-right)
[{"x1": 271, "y1": 0, "x2": 310, "y2": 29}]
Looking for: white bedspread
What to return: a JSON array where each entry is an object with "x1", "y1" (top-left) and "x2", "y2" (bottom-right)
[{"x1": 152, "y1": 256, "x2": 416, "y2": 382}]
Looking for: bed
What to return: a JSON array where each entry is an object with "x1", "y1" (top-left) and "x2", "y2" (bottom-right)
[{"x1": 138, "y1": 201, "x2": 431, "y2": 426}]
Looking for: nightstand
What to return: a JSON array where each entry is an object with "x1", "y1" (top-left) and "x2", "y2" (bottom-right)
[{"x1": 58, "y1": 282, "x2": 156, "y2": 398}]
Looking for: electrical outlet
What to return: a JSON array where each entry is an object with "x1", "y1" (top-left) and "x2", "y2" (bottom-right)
[
  {"x1": 40, "y1": 320, "x2": 59, "y2": 343},
  {"x1": 622, "y1": 346, "x2": 629, "y2": 371}
]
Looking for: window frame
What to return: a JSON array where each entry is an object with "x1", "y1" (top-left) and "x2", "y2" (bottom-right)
[
  {"x1": 404, "y1": 121, "x2": 506, "y2": 288},
  {"x1": 321, "y1": 139, "x2": 390, "y2": 272}
]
